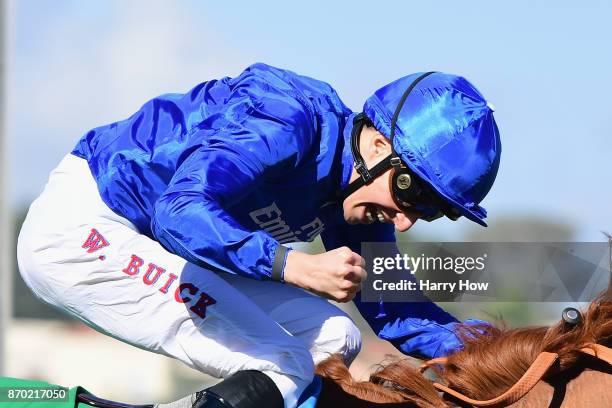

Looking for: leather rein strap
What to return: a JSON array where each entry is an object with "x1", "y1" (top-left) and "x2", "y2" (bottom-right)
[{"x1": 419, "y1": 343, "x2": 612, "y2": 407}]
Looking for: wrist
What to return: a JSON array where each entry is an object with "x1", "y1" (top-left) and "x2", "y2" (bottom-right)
[{"x1": 283, "y1": 250, "x2": 311, "y2": 289}]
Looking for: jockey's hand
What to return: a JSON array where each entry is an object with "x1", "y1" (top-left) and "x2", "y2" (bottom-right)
[
  {"x1": 378, "y1": 317, "x2": 492, "y2": 360},
  {"x1": 284, "y1": 248, "x2": 366, "y2": 303}
]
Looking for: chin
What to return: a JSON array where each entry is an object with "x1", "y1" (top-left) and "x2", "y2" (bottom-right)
[
  {"x1": 342, "y1": 208, "x2": 358, "y2": 225},
  {"x1": 344, "y1": 214, "x2": 357, "y2": 225}
]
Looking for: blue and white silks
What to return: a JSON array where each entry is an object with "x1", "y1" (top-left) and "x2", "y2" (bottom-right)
[{"x1": 72, "y1": 62, "x2": 481, "y2": 360}]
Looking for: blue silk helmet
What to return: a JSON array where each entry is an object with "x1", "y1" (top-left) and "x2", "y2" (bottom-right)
[{"x1": 342, "y1": 72, "x2": 501, "y2": 226}]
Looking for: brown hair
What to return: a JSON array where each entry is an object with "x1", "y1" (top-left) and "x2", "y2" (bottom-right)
[
  {"x1": 315, "y1": 354, "x2": 448, "y2": 407},
  {"x1": 432, "y1": 292, "x2": 612, "y2": 401},
  {"x1": 314, "y1": 292, "x2": 611, "y2": 407}
]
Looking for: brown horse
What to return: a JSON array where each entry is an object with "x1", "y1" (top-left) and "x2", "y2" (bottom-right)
[{"x1": 314, "y1": 293, "x2": 612, "y2": 407}]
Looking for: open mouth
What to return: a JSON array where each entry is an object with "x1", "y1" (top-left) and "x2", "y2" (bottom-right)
[{"x1": 365, "y1": 204, "x2": 386, "y2": 224}]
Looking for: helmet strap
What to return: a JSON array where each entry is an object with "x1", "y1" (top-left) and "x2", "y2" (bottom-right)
[
  {"x1": 338, "y1": 153, "x2": 394, "y2": 203},
  {"x1": 349, "y1": 113, "x2": 374, "y2": 183}
]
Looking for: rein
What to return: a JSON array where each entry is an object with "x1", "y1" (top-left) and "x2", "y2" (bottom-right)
[{"x1": 419, "y1": 342, "x2": 611, "y2": 407}]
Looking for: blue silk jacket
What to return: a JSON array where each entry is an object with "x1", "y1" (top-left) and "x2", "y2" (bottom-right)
[{"x1": 72, "y1": 63, "x2": 458, "y2": 358}]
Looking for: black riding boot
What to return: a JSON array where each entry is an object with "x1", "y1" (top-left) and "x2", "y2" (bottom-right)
[{"x1": 193, "y1": 370, "x2": 284, "y2": 408}]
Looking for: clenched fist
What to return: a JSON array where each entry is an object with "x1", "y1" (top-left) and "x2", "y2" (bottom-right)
[{"x1": 283, "y1": 247, "x2": 367, "y2": 302}]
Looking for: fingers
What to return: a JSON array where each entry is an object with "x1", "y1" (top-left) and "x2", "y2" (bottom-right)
[
  {"x1": 311, "y1": 247, "x2": 368, "y2": 303},
  {"x1": 337, "y1": 266, "x2": 367, "y2": 302},
  {"x1": 342, "y1": 248, "x2": 365, "y2": 268},
  {"x1": 345, "y1": 265, "x2": 367, "y2": 284},
  {"x1": 335, "y1": 248, "x2": 367, "y2": 302},
  {"x1": 335, "y1": 287, "x2": 357, "y2": 303},
  {"x1": 338, "y1": 248, "x2": 366, "y2": 278}
]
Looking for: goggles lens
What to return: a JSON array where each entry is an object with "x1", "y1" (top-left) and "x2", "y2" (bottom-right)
[
  {"x1": 391, "y1": 166, "x2": 460, "y2": 222},
  {"x1": 394, "y1": 194, "x2": 445, "y2": 222}
]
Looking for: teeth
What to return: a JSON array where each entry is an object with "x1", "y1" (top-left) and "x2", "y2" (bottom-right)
[
  {"x1": 365, "y1": 206, "x2": 387, "y2": 224},
  {"x1": 366, "y1": 209, "x2": 375, "y2": 223}
]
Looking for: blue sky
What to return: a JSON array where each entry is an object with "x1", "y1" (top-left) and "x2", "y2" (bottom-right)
[{"x1": 7, "y1": 1, "x2": 612, "y2": 240}]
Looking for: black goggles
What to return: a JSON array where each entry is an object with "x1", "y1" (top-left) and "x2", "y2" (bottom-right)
[
  {"x1": 388, "y1": 157, "x2": 461, "y2": 222},
  {"x1": 338, "y1": 71, "x2": 462, "y2": 223}
]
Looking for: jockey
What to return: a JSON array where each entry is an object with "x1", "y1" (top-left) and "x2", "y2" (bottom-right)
[{"x1": 17, "y1": 63, "x2": 501, "y2": 408}]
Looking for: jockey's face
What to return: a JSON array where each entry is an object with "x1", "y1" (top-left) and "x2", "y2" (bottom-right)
[{"x1": 342, "y1": 126, "x2": 421, "y2": 232}]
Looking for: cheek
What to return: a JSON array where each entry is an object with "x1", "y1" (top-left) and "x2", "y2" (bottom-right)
[
  {"x1": 345, "y1": 184, "x2": 372, "y2": 208},
  {"x1": 342, "y1": 171, "x2": 395, "y2": 211},
  {"x1": 342, "y1": 198, "x2": 352, "y2": 216},
  {"x1": 342, "y1": 192, "x2": 363, "y2": 217},
  {"x1": 373, "y1": 175, "x2": 396, "y2": 207}
]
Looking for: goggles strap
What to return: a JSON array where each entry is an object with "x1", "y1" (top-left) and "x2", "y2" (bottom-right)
[
  {"x1": 388, "y1": 71, "x2": 436, "y2": 146},
  {"x1": 338, "y1": 72, "x2": 436, "y2": 204}
]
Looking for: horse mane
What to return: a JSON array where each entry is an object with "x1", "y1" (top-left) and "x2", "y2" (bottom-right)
[
  {"x1": 432, "y1": 291, "x2": 612, "y2": 401},
  {"x1": 314, "y1": 292, "x2": 610, "y2": 407},
  {"x1": 315, "y1": 354, "x2": 447, "y2": 407}
]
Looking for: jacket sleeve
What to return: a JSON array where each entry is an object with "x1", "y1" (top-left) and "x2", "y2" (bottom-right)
[
  {"x1": 151, "y1": 75, "x2": 315, "y2": 280},
  {"x1": 320, "y1": 222, "x2": 457, "y2": 340}
]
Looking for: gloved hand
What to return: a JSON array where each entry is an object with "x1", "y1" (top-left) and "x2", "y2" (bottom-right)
[{"x1": 378, "y1": 317, "x2": 491, "y2": 360}]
